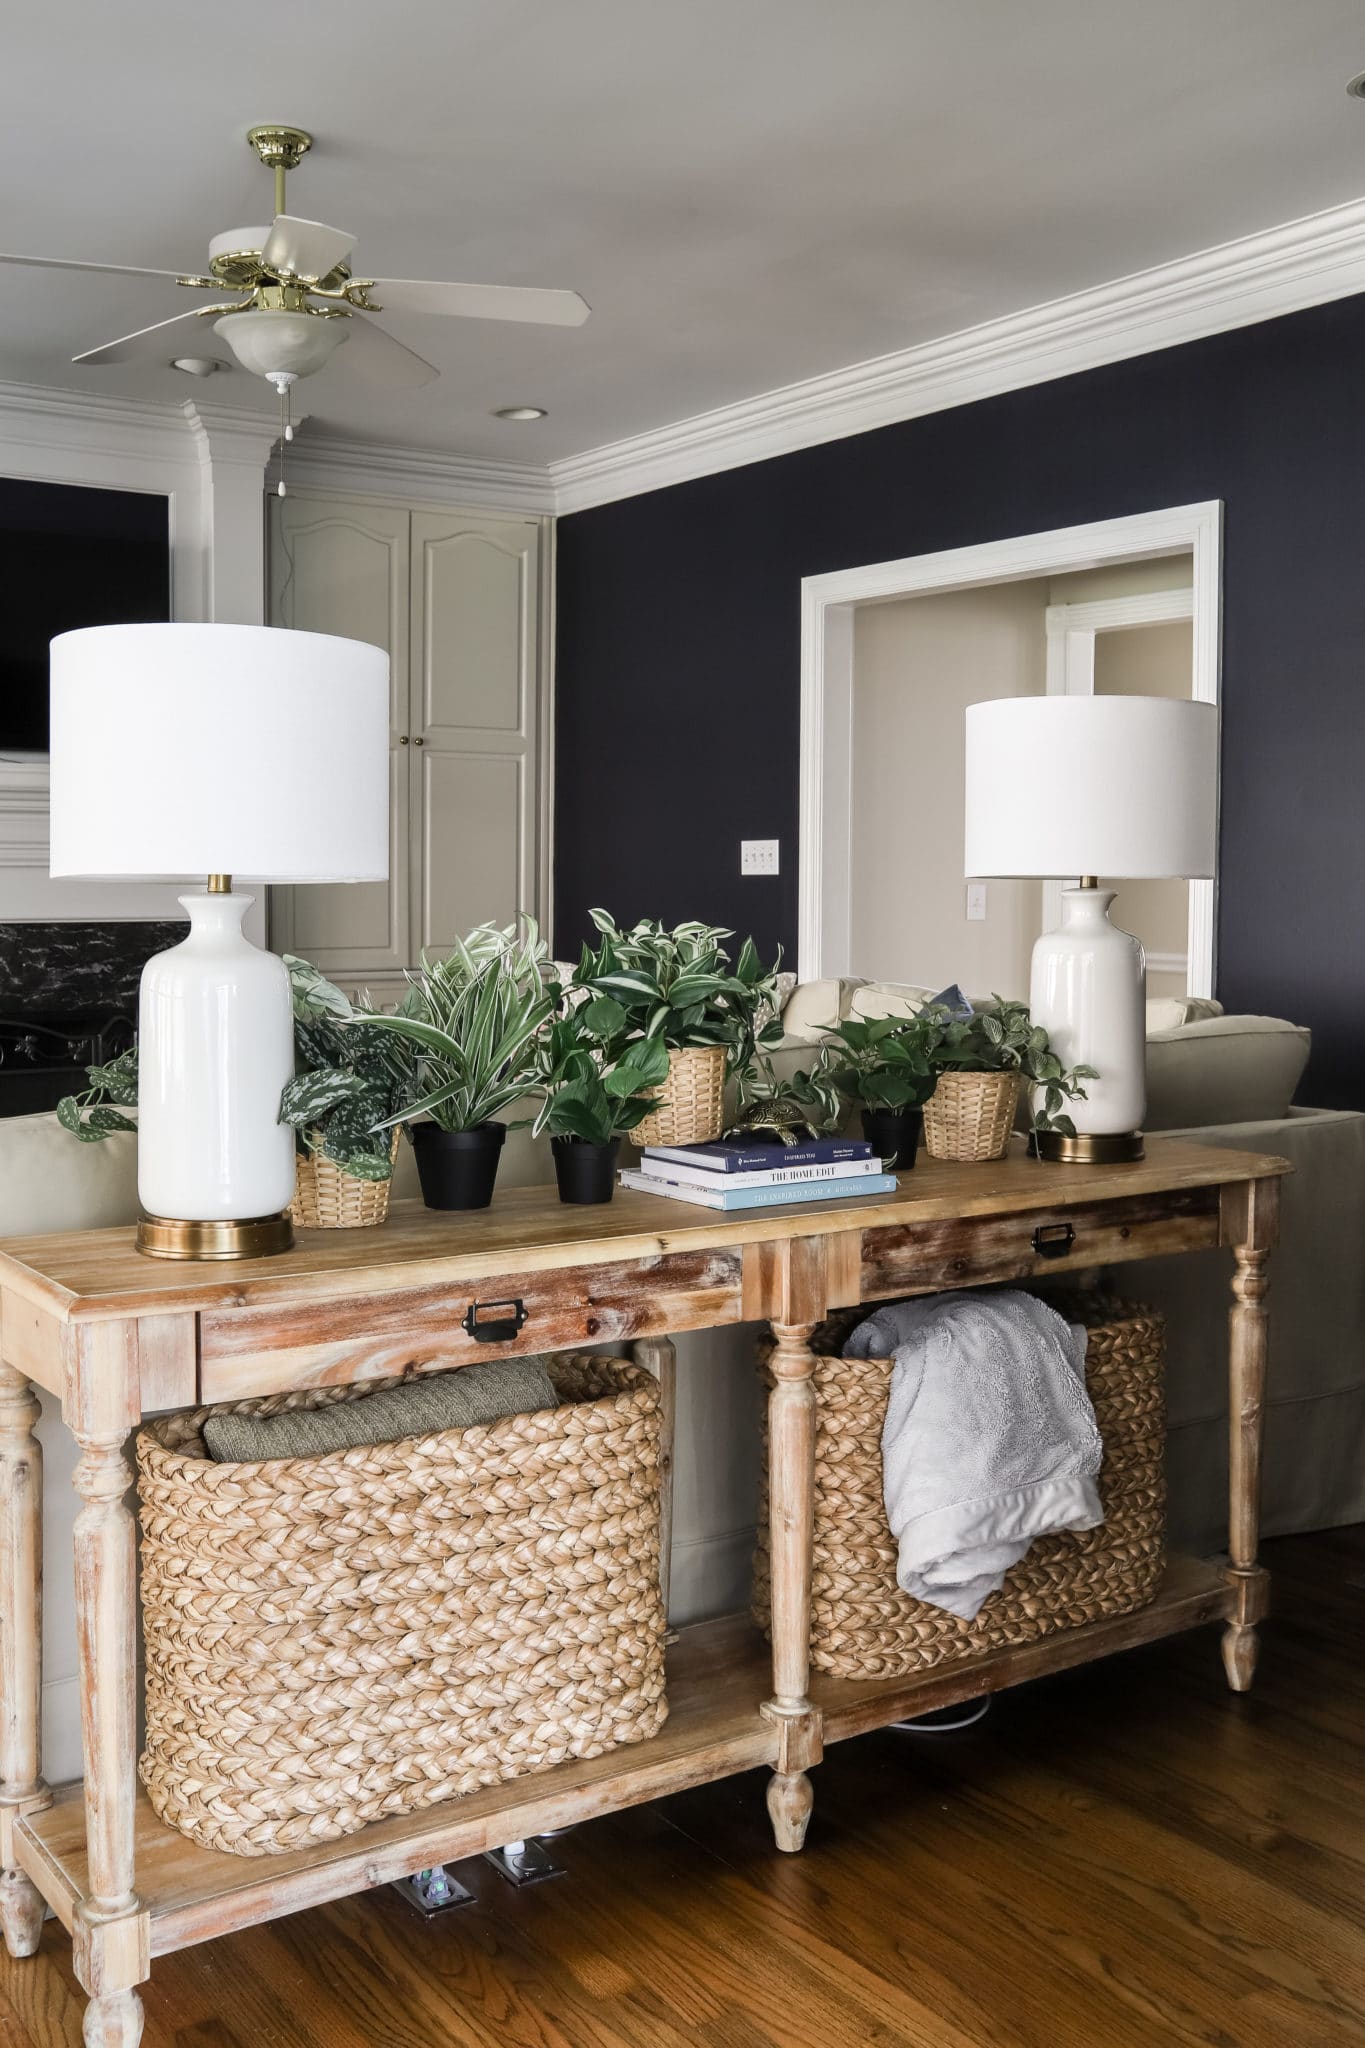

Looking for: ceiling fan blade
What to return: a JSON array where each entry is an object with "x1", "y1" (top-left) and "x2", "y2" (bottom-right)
[
  {"x1": 1, "y1": 251, "x2": 184, "y2": 282},
  {"x1": 72, "y1": 307, "x2": 225, "y2": 367},
  {"x1": 368, "y1": 278, "x2": 590, "y2": 326},
  {"x1": 261, "y1": 215, "x2": 355, "y2": 284},
  {"x1": 336, "y1": 314, "x2": 439, "y2": 388}
]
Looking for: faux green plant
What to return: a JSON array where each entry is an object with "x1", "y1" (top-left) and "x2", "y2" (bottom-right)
[
  {"x1": 922, "y1": 996, "x2": 1098, "y2": 1138},
  {"x1": 277, "y1": 957, "x2": 409, "y2": 1182},
  {"x1": 730, "y1": 1051, "x2": 844, "y2": 1145},
  {"x1": 364, "y1": 919, "x2": 556, "y2": 1135},
  {"x1": 532, "y1": 997, "x2": 671, "y2": 1146},
  {"x1": 823, "y1": 1014, "x2": 939, "y2": 1114},
  {"x1": 55, "y1": 1045, "x2": 139, "y2": 1141},
  {"x1": 570, "y1": 912, "x2": 784, "y2": 1076}
]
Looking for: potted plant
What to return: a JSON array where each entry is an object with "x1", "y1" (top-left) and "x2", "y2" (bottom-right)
[
  {"x1": 570, "y1": 912, "x2": 783, "y2": 1148},
  {"x1": 278, "y1": 958, "x2": 409, "y2": 1226},
  {"x1": 55, "y1": 1046, "x2": 139, "y2": 1141},
  {"x1": 533, "y1": 993, "x2": 670, "y2": 1204},
  {"x1": 364, "y1": 919, "x2": 555, "y2": 1210},
  {"x1": 823, "y1": 1015, "x2": 938, "y2": 1168},
  {"x1": 919, "y1": 997, "x2": 1097, "y2": 1162}
]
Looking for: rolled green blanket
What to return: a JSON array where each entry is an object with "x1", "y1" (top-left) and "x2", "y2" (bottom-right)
[{"x1": 202, "y1": 1355, "x2": 558, "y2": 1464}]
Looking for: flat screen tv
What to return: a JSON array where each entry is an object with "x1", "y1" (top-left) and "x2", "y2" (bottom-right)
[{"x1": 0, "y1": 478, "x2": 170, "y2": 756}]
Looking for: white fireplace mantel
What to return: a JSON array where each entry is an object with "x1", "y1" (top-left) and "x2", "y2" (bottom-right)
[{"x1": 0, "y1": 381, "x2": 281, "y2": 927}]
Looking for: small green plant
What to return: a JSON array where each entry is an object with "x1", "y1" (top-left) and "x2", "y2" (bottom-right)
[
  {"x1": 55, "y1": 1045, "x2": 139, "y2": 1141},
  {"x1": 923, "y1": 996, "x2": 1098, "y2": 1137},
  {"x1": 277, "y1": 958, "x2": 409, "y2": 1182},
  {"x1": 365, "y1": 919, "x2": 556, "y2": 1135},
  {"x1": 532, "y1": 995, "x2": 671, "y2": 1145},
  {"x1": 730, "y1": 1052, "x2": 844, "y2": 1145},
  {"x1": 570, "y1": 912, "x2": 784, "y2": 1076},
  {"x1": 823, "y1": 1014, "x2": 939, "y2": 1114}
]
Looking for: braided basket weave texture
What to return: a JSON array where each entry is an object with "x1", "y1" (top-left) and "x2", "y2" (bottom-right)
[
  {"x1": 921, "y1": 1070, "x2": 1022, "y2": 1161},
  {"x1": 633, "y1": 1044, "x2": 729, "y2": 1149},
  {"x1": 754, "y1": 1296, "x2": 1165, "y2": 1678},
  {"x1": 137, "y1": 1355, "x2": 668, "y2": 1857},
  {"x1": 289, "y1": 1130, "x2": 399, "y2": 1229}
]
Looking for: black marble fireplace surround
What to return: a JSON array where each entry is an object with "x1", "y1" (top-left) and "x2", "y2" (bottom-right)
[{"x1": 0, "y1": 921, "x2": 183, "y2": 1116}]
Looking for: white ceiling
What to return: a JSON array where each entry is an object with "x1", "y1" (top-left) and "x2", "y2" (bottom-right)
[{"x1": 4, "y1": 0, "x2": 1365, "y2": 466}]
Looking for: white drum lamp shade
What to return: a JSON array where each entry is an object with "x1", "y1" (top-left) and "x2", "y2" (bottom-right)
[
  {"x1": 49, "y1": 624, "x2": 390, "y2": 1254},
  {"x1": 964, "y1": 696, "x2": 1218, "y2": 1159}
]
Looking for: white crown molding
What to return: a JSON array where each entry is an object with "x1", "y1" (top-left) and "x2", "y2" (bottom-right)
[
  {"x1": 550, "y1": 192, "x2": 1365, "y2": 513},
  {"x1": 279, "y1": 430, "x2": 556, "y2": 515}
]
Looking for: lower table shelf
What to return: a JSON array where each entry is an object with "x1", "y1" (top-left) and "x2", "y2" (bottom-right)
[{"x1": 18, "y1": 1553, "x2": 1234, "y2": 1961}]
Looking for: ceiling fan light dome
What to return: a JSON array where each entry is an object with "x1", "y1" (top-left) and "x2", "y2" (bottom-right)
[{"x1": 214, "y1": 308, "x2": 348, "y2": 381}]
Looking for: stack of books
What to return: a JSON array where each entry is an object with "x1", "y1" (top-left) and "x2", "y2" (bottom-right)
[{"x1": 620, "y1": 1135, "x2": 898, "y2": 1209}]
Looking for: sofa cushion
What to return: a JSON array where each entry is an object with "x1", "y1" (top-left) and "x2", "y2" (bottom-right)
[
  {"x1": 1145, "y1": 995, "x2": 1224, "y2": 1033},
  {"x1": 1145, "y1": 1015, "x2": 1310, "y2": 1131},
  {"x1": 780, "y1": 977, "x2": 859, "y2": 1043},
  {"x1": 0, "y1": 1113, "x2": 139, "y2": 1236},
  {"x1": 845, "y1": 980, "x2": 938, "y2": 1024}
]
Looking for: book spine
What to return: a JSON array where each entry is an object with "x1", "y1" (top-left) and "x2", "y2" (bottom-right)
[
  {"x1": 643, "y1": 1138, "x2": 874, "y2": 1174},
  {"x1": 631, "y1": 1155, "x2": 884, "y2": 1192}
]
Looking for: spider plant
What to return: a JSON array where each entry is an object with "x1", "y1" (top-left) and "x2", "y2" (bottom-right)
[
  {"x1": 569, "y1": 912, "x2": 784, "y2": 1076},
  {"x1": 365, "y1": 919, "x2": 556, "y2": 1134}
]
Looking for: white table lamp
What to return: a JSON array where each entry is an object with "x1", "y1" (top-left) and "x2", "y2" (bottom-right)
[
  {"x1": 964, "y1": 695, "x2": 1217, "y2": 1163},
  {"x1": 50, "y1": 623, "x2": 389, "y2": 1257}
]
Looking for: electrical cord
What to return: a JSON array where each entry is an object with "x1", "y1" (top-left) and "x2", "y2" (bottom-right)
[{"x1": 890, "y1": 1696, "x2": 991, "y2": 1733}]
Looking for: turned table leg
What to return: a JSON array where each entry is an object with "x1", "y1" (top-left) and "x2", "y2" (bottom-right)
[
  {"x1": 72, "y1": 1431, "x2": 146, "y2": 2048},
  {"x1": 1221, "y1": 1181, "x2": 1277, "y2": 1693},
  {"x1": 763, "y1": 1320, "x2": 819, "y2": 1852},
  {"x1": 0, "y1": 1362, "x2": 48, "y2": 1958}
]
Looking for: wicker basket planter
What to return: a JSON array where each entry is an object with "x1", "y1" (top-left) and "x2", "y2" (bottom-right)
[
  {"x1": 290, "y1": 1130, "x2": 400, "y2": 1229},
  {"x1": 136, "y1": 1354, "x2": 668, "y2": 1857},
  {"x1": 922, "y1": 1070, "x2": 1021, "y2": 1161},
  {"x1": 633, "y1": 1043, "x2": 728, "y2": 1149},
  {"x1": 754, "y1": 1296, "x2": 1165, "y2": 1678}
]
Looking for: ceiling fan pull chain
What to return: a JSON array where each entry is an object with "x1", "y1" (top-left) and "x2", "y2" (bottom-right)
[{"x1": 268, "y1": 369, "x2": 298, "y2": 496}]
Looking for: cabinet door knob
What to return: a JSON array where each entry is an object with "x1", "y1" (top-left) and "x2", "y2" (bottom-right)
[
  {"x1": 398, "y1": 734, "x2": 409, "y2": 745},
  {"x1": 414, "y1": 735, "x2": 426, "y2": 746}
]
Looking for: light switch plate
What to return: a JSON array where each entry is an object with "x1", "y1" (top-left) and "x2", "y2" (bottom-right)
[
  {"x1": 966, "y1": 882, "x2": 987, "y2": 921},
  {"x1": 741, "y1": 839, "x2": 780, "y2": 876}
]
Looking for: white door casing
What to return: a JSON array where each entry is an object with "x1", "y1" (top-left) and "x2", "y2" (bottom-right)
[{"x1": 799, "y1": 501, "x2": 1222, "y2": 996}]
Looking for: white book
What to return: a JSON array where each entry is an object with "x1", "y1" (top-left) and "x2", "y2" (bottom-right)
[
  {"x1": 620, "y1": 1168, "x2": 899, "y2": 1212},
  {"x1": 629, "y1": 1153, "x2": 886, "y2": 1192}
]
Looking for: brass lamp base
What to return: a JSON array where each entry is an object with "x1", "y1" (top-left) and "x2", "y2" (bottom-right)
[
  {"x1": 1033, "y1": 1130, "x2": 1145, "y2": 1166},
  {"x1": 136, "y1": 1212, "x2": 295, "y2": 1261}
]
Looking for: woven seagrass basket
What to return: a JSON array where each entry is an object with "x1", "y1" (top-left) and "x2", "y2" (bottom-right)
[
  {"x1": 634, "y1": 1043, "x2": 728, "y2": 1148},
  {"x1": 290, "y1": 1129, "x2": 400, "y2": 1229},
  {"x1": 754, "y1": 1295, "x2": 1165, "y2": 1678},
  {"x1": 137, "y1": 1354, "x2": 668, "y2": 1857},
  {"x1": 922, "y1": 1070, "x2": 1021, "y2": 1161}
]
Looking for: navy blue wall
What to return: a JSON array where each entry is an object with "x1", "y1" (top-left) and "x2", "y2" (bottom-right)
[{"x1": 555, "y1": 295, "x2": 1365, "y2": 1107}]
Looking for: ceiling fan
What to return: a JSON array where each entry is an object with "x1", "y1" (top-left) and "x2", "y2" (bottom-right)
[{"x1": 1, "y1": 124, "x2": 590, "y2": 397}]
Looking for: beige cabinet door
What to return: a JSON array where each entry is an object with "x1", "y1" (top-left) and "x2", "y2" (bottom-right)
[
  {"x1": 409, "y1": 511, "x2": 541, "y2": 954},
  {"x1": 268, "y1": 497, "x2": 412, "y2": 977}
]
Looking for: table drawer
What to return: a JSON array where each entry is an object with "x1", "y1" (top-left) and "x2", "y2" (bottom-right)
[
  {"x1": 860, "y1": 1185, "x2": 1221, "y2": 1301},
  {"x1": 199, "y1": 1246, "x2": 744, "y2": 1403}
]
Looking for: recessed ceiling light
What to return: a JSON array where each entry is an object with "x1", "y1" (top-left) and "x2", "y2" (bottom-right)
[
  {"x1": 171, "y1": 357, "x2": 225, "y2": 377},
  {"x1": 1348, "y1": 69, "x2": 1365, "y2": 98},
  {"x1": 493, "y1": 404, "x2": 546, "y2": 421}
]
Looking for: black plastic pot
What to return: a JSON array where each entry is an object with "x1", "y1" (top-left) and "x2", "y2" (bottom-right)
[
  {"x1": 861, "y1": 1105, "x2": 923, "y2": 1171},
  {"x1": 409, "y1": 1121, "x2": 506, "y2": 1210},
  {"x1": 552, "y1": 1135, "x2": 620, "y2": 1205}
]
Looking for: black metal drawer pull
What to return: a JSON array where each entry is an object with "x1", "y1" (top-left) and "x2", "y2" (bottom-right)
[
  {"x1": 462, "y1": 1298, "x2": 530, "y2": 1343},
  {"x1": 1031, "y1": 1223, "x2": 1076, "y2": 1260}
]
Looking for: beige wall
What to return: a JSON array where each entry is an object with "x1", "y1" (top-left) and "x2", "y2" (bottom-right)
[
  {"x1": 1047, "y1": 554, "x2": 1193, "y2": 604},
  {"x1": 851, "y1": 581, "x2": 1047, "y2": 997}
]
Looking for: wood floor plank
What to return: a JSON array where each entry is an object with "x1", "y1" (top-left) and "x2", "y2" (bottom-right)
[{"x1": 0, "y1": 1527, "x2": 1360, "y2": 2047}]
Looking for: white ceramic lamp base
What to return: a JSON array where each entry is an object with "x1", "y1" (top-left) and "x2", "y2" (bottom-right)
[
  {"x1": 136, "y1": 890, "x2": 297, "y2": 1258},
  {"x1": 1028, "y1": 886, "x2": 1146, "y2": 1164}
]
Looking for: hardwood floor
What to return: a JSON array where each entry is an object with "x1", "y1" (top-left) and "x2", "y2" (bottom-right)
[{"x1": 3, "y1": 1527, "x2": 1363, "y2": 2048}]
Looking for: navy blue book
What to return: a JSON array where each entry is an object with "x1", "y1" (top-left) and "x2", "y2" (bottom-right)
[{"x1": 641, "y1": 1135, "x2": 874, "y2": 1175}]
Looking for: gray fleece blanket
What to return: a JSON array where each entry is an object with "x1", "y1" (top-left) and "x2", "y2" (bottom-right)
[{"x1": 843, "y1": 1292, "x2": 1103, "y2": 1620}]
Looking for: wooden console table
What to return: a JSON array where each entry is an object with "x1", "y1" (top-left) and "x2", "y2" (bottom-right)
[{"x1": 0, "y1": 1137, "x2": 1286, "y2": 2047}]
